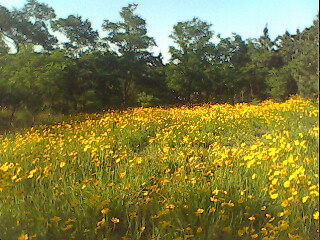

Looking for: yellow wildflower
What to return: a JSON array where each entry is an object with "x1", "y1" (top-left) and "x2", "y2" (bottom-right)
[
  {"x1": 59, "y1": 161, "x2": 66, "y2": 168},
  {"x1": 302, "y1": 196, "x2": 310, "y2": 203},
  {"x1": 283, "y1": 180, "x2": 291, "y2": 188},
  {"x1": 270, "y1": 193, "x2": 278, "y2": 199},
  {"x1": 101, "y1": 208, "x2": 110, "y2": 214},
  {"x1": 195, "y1": 208, "x2": 205, "y2": 215},
  {"x1": 111, "y1": 217, "x2": 120, "y2": 224},
  {"x1": 50, "y1": 216, "x2": 61, "y2": 222},
  {"x1": 62, "y1": 224, "x2": 73, "y2": 231},
  {"x1": 281, "y1": 199, "x2": 289, "y2": 207}
]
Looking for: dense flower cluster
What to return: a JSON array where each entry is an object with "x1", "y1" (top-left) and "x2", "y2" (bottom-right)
[{"x1": 0, "y1": 96, "x2": 318, "y2": 240}]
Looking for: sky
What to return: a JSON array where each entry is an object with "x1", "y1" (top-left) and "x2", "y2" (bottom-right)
[{"x1": 0, "y1": 0, "x2": 318, "y2": 62}]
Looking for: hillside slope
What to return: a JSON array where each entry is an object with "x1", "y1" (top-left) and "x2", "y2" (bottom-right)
[{"x1": 0, "y1": 97, "x2": 318, "y2": 240}]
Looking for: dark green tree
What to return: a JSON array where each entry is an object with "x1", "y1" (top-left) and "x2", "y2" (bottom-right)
[
  {"x1": 289, "y1": 16, "x2": 319, "y2": 98},
  {"x1": 0, "y1": 46, "x2": 47, "y2": 124},
  {"x1": 73, "y1": 52, "x2": 122, "y2": 111},
  {"x1": 52, "y1": 15, "x2": 99, "y2": 57},
  {"x1": 268, "y1": 15, "x2": 318, "y2": 99},
  {"x1": 102, "y1": 4, "x2": 156, "y2": 107},
  {"x1": 0, "y1": 0, "x2": 57, "y2": 53},
  {"x1": 213, "y1": 33, "x2": 252, "y2": 102},
  {"x1": 167, "y1": 17, "x2": 213, "y2": 103}
]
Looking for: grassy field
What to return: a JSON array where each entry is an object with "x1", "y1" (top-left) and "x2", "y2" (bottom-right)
[{"x1": 0, "y1": 96, "x2": 318, "y2": 240}]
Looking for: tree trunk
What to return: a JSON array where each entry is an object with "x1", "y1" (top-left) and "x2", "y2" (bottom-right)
[
  {"x1": 9, "y1": 106, "x2": 16, "y2": 128},
  {"x1": 122, "y1": 73, "x2": 131, "y2": 109},
  {"x1": 122, "y1": 85, "x2": 127, "y2": 109},
  {"x1": 32, "y1": 112, "x2": 36, "y2": 126},
  {"x1": 249, "y1": 81, "x2": 254, "y2": 100}
]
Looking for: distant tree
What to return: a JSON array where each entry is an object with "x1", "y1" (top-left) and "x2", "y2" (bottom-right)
[
  {"x1": 52, "y1": 15, "x2": 99, "y2": 57},
  {"x1": 267, "y1": 66, "x2": 297, "y2": 101},
  {"x1": 73, "y1": 52, "x2": 123, "y2": 111},
  {"x1": 239, "y1": 39, "x2": 271, "y2": 101},
  {"x1": 289, "y1": 16, "x2": 319, "y2": 98},
  {"x1": 133, "y1": 53, "x2": 172, "y2": 106},
  {"x1": 0, "y1": 46, "x2": 47, "y2": 124},
  {"x1": 40, "y1": 50, "x2": 77, "y2": 113},
  {"x1": 265, "y1": 31, "x2": 297, "y2": 100},
  {"x1": 0, "y1": 0, "x2": 57, "y2": 53},
  {"x1": 102, "y1": 4, "x2": 156, "y2": 107},
  {"x1": 0, "y1": 52, "x2": 23, "y2": 125},
  {"x1": 259, "y1": 25, "x2": 273, "y2": 52},
  {"x1": 214, "y1": 33, "x2": 252, "y2": 102},
  {"x1": 167, "y1": 17, "x2": 213, "y2": 103},
  {"x1": 269, "y1": 15, "x2": 318, "y2": 99},
  {"x1": 21, "y1": 0, "x2": 57, "y2": 50},
  {"x1": 0, "y1": 46, "x2": 78, "y2": 121}
]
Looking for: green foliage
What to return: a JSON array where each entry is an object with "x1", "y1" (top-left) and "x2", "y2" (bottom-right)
[
  {"x1": 167, "y1": 18, "x2": 213, "y2": 103},
  {"x1": 267, "y1": 67, "x2": 297, "y2": 101},
  {"x1": 0, "y1": 0, "x2": 57, "y2": 52},
  {"x1": 102, "y1": 4, "x2": 157, "y2": 107},
  {"x1": 52, "y1": 15, "x2": 99, "y2": 57},
  {"x1": 273, "y1": 15, "x2": 319, "y2": 99},
  {"x1": 102, "y1": 4, "x2": 156, "y2": 54},
  {"x1": 136, "y1": 92, "x2": 158, "y2": 107}
]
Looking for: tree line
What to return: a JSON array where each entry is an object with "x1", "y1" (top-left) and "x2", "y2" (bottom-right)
[{"x1": 0, "y1": 0, "x2": 318, "y2": 127}]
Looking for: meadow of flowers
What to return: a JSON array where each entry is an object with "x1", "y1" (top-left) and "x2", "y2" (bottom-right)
[{"x1": 0, "y1": 96, "x2": 318, "y2": 240}]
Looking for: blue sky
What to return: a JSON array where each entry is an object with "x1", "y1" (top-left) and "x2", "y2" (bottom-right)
[{"x1": 0, "y1": 0, "x2": 318, "y2": 62}]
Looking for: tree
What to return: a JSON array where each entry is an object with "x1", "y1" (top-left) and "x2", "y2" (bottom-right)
[
  {"x1": 213, "y1": 33, "x2": 253, "y2": 102},
  {"x1": 267, "y1": 66, "x2": 297, "y2": 101},
  {"x1": 72, "y1": 52, "x2": 123, "y2": 111},
  {"x1": 102, "y1": 4, "x2": 156, "y2": 107},
  {"x1": 0, "y1": 0, "x2": 57, "y2": 53},
  {"x1": 269, "y1": 15, "x2": 318, "y2": 99},
  {"x1": 289, "y1": 16, "x2": 319, "y2": 98},
  {"x1": 21, "y1": 0, "x2": 57, "y2": 50},
  {"x1": 0, "y1": 46, "x2": 48, "y2": 124},
  {"x1": 52, "y1": 15, "x2": 99, "y2": 57},
  {"x1": 167, "y1": 17, "x2": 213, "y2": 103}
]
